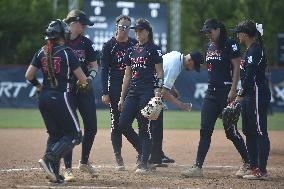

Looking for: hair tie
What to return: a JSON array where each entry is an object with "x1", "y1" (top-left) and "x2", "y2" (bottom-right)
[{"x1": 256, "y1": 23, "x2": 263, "y2": 36}]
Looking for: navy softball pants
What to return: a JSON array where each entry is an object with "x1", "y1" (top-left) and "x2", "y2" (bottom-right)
[
  {"x1": 64, "y1": 89, "x2": 97, "y2": 168},
  {"x1": 195, "y1": 88, "x2": 249, "y2": 168},
  {"x1": 119, "y1": 88, "x2": 154, "y2": 164},
  {"x1": 242, "y1": 86, "x2": 271, "y2": 172}
]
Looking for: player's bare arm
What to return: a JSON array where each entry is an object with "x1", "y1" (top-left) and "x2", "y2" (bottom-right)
[
  {"x1": 118, "y1": 66, "x2": 132, "y2": 111},
  {"x1": 228, "y1": 57, "x2": 240, "y2": 102},
  {"x1": 154, "y1": 62, "x2": 163, "y2": 97},
  {"x1": 162, "y1": 87, "x2": 191, "y2": 111}
]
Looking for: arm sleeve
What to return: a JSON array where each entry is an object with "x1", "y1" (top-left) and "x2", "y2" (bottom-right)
[
  {"x1": 101, "y1": 41, "x2": 111, "y2": 95},
  {"x1": 241, "y1": 48, "x2": 262, "y2": 95}
]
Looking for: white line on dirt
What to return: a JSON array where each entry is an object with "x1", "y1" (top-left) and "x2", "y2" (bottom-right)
[
  {"x1": 16, "y1": 185, "x2": 123, "y2": 189},
  {"x1": 0, "y1": 164, "x2": 277, "y2": 173},
  {"x1": 0, "y1": 164, "x2": 237, "y2": 172}
]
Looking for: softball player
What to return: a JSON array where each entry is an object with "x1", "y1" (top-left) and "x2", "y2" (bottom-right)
[
  {"x1": 234, "y1": 20, "x2": 270, "y2": 180},
  {"x1": 63, "y1": 10, "x2": 99, "y2": 181},
  {"x1": 25, "y1": 19, "x2": 89, "y2": 183},
  {"x1": 101, "y1": 15, "x2": 137, "y2": 171},
  {"x1": 118, "y1": 18, "x2": 163, "y2": 174},
  {"x1": 150, "y1": 51, "x2": 203, "y2": 165},
  {"x1": 182, "y1": 19, "x2": 249, "y2": 178}
]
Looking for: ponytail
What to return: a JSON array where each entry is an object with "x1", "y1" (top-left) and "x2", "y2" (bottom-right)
[
  {"x1": 44, "y1": 40, "x2": 58, "y2": 88},
  {"x1": 256, "y1": 30, "x2": 267, "y2": 64},
  {"x1": 217, "y1": 21, "x2": 228, "y2": 51}
]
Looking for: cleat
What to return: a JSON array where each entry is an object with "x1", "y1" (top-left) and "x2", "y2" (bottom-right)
[
  {"x1": 181, "y1": 164, "x2": 203, "y2": 178},
  {"x1": 153, "y1": 163, "x2": 168, "y2": 168},
  {"x1": 149, "y1": 159, "x2": 168, "y2": 168},
  {"x1": 63, "y1": 168, "x2": 75, "y2": 182},
  {"x1": 161, "y1": 154, "x2": 175, "y2": 164},
  {"x1": 147, "y1": 163, "x2": 157, "y2": 170},
  {"x1": 115, "y1": 155, "x2": 125, "y2": 171},
  {"x1": 78, "y1": 161, "x2": 98, "y2": 177},
  {"x1": 135, "y1": 164, "x2": 150, "y2": 175},
  {"x1": 243, "y1": 168, "x2": 268, "y2": 180},
  {"x1": 49, "y1": 175, "x2": 65, "y2": 184},
  {"x1": 236, "y1": 163, "x2": 251, "y2": 177},
  {"x1": 38, "y1": 158, "x2": 57, "y2": 182}
]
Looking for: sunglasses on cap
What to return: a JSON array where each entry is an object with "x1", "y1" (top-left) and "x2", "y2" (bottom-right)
[{"x1": 116, "y1": 24, "x2": 130, "y2": 31}]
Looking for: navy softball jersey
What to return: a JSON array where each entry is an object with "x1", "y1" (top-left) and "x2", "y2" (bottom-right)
[
  {"x1": 31, "y1": 45, "x2": 81, "y2": 136},
  {"x1": 31, "y1": 45, "x2": 80, "y2": 92},
  {"x1": 206, "y1": 39, "x2": 240, "y2": 89},
  {"x1": 64, "y1": 34, "x2": 98, "y2": 167},
  {"x1": 101, "y1": 37, "x2": 137, "y2": 156},
  {"x1": 125, "y1": 42, "x2": 163, "y2": 88},
  {"x1": 119, "y1": 41, "x2": 163, "y2": 165},
  {"x1": 240, "y1": 42, "x2": 270, "y2": 172},
  {"x1": 195, "y1": 38, "x2": 249, "y2": 168},
  {"x1": 101, "y1": 37, "x2": 137, "y2": 95},
  {"x1": 68, "y1": 35, "x2": 98, "y2": 75}
]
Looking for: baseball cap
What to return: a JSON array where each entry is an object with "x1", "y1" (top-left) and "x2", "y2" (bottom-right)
[
  {"x1": 200, "y1": 19, "x2": 220, "y2": 33},
  {"x1": 65, "y1": 10, "x2": 93, "y2": 26},
  {"x1": 190, "y1": 51, "x2": 203, "y2": 72},
  {"x1": 130, "y1": 19, "x2": 151, "y2": 31}
]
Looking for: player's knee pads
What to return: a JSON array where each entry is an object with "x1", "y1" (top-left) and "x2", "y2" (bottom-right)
[
  {"x1": 45, "y1": 136, "x2": 74, "y2": 161},
  {"x1": 200, "y1": 129, "x2": 213, "y2": 139}
]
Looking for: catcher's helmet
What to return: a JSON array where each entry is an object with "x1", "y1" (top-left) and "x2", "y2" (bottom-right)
[{"x1": 45, "y1": 19, "x2": 70, "y2": 40}]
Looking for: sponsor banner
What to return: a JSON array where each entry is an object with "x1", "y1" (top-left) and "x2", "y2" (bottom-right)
[{"x1": 1, "y1": 67, "x2": 284, "y2": 112}]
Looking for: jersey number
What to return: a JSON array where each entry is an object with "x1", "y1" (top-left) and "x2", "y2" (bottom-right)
[{"x1": 40, "y1": 57, "x2": 61, "y2": 74}]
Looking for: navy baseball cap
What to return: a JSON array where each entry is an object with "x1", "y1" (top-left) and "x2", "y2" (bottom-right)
[
  {"x1": 130, "y1": 19, "x2": 151, "y2": 31},
  {"x1": 190, "y1": 51, "x2": 203, "y2": 72},
  {"x1": 65, "y1": 10, "x2": 93, "y2": 26},
  {"x1": 200, "y1": 19, "x2": 220, "y2": 32}
]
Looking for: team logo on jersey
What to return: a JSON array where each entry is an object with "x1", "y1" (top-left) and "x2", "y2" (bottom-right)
[
  {"x1": 232, "y1": 44, "x2": 238, "y2": 51},
  {"x1": 206, "y1": 50, "x2": 221, "y2": 61},
  {"x1": 157, "y1": 50, "x2": 163, "y2": 57},
  {"x1": 73, "y1": 50, "x2": 86, "y2": 63},
  {"x1": 247, "y1": 56, "x2": 253, "y2": 64},
  {"x1": 91, "y1": 44, "x2": 96, "y2": 52},
  {"x1": 115, "y1": 50, "x2": 127, "y2": 70},
  {"x1": 130, "y1": 57, "x2": 148, "y2": 67}
]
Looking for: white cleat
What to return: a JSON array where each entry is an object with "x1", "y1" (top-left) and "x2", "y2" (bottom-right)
[
  {"x1": 181, "y1": 164, "x2": 203, "y2": 178},
  {"x1": 63, "y1": 168, "x2": 75, "y2": 182},
  {"x1": 78, "y1": 161, "x2": 98, "y2": 177}
]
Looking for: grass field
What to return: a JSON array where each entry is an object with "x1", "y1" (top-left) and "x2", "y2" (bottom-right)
[{"x1": 0, "y1": 108, "x2": 282, "y2": 130}]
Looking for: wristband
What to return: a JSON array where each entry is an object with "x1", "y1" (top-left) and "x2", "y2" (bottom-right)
[
  {"x1": 237, "y1": 88, "x2": 245, "y2": 97},
  {"x1": 88, "y1": 69, "x2": 97, "y2": 79},
  {"x1": 154, "y1": 78, "x2": 164, "y2": 88},
  {"x1": 28, "y1": 78, "x2": 40, "y2": 87}
]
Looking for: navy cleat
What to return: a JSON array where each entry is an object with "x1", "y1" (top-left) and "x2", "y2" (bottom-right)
[{"x1": 161, "y1": 154, "x2": 175, "y2": 164}]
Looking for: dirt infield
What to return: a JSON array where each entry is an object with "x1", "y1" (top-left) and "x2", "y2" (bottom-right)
[{"x1": 0, "y1": 128, "x2": 283, "y2": 189}]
